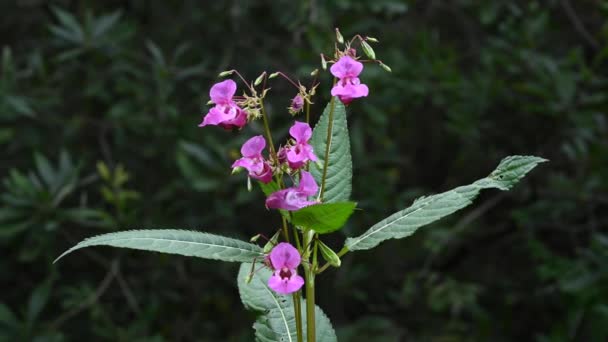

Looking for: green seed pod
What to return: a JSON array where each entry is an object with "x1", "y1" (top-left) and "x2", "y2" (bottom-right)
[
  {"x1": 254, "y1": 72, "x2": 266, "y2": 86},
  {"x1": 379, "y1": 62, "x2": 392, "y2": 72},
  {"x1": 318, "y1": 240, "x2": 341, "y2": 267},
  {"x1": 335, "y1": 28, "x2": 344, "y2": 44},
  {"x1": 361, "y1": 41, "x2": 376, "y2": 60},
  {"x1": 218, "y1": 70, "x2": 234, "y2": 77}
]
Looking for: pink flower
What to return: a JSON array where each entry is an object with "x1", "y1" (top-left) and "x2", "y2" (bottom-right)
[
  {"x1": 283, "y1": 121, "x2": 317, "y2": 169},
  {"x1": 265, "y1": 170, "x2": 319, "y2": 211},
  {"x1": 330, "y1": 56, "x2": 369, "y2": 105},
  {"x1": 199, "y1": 80, "x2": 247, "y2": 129},
  {"x1": 232, "y1": 135, "x2": 273, "y2": 183},
  {"x1": 267, "y1": 242, "x2": 304, "y2": 294}
]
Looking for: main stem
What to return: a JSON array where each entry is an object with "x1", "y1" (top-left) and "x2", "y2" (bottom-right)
[
  {"x1": 303, "y1": 230, "x2": 316, "y2": 341},
  {"x1": 293, "y1": 292, "x2": 303, "y2": 342},
  {"x1": 304, "y1": 263, "x2": 315, "y2": 341}
]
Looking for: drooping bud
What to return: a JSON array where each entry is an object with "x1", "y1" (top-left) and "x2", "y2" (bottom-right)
[
  {"x1": 269, "y1": 72, "x2": 280, "y2": 79},
  {"x1": 310, "y1": 69, "x2": 319, "y2": 77},
  {"x1": 366, "y1": 36, "x2": 379, "y2": 43},
  {"x1": 361, "y1": 41, "x2": 376, "y2": 60},
  {"x1": 254, "y1": 72, "x2": 266, "y2": 86},
  {"x1": 335, "y1": 28, "x2": 344, "y2": 44},
  {"x1": 247, "y1": 176, "x2": 252, "y2": 192},
  {"x1": 263, "y1": 231, "x2": 281, "y2": 254},
  {"x1": 250, "y1": 234, "x2": 261, "y2": 243},
  {"x1": 379, "y1": 61, "x2": 392, "y2": 72},
  {"x1": 320, "y1": 54, "x2": 327, "y2": 70},
  {"x1": 218, "y1": 70, "x2": 234, "y2": 77}
]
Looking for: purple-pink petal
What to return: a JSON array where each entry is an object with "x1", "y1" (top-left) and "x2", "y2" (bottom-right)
[
  {"x1": 268, "y1": 271, "x2": 304, "y2": 294},
  {"x1": 209, "y1": 79, "x2": 237, "y2": 105},
  {"x1": 270, "y1": 242, "x2": 301, "y2": 269},
  {"x1": 241, "y1": 135, "x2": 266, "y2": 158},
  {"x1": 199, "y1": 103, "x2": 247, "y2": 129},
  {"x1": 289, "y1": 121, "x2": 312, "y2": 144},
  {"x1": 232, "y1": 157, "x2": 263, "y2": 174},
  {"x1": 297, "y1": 171, "x2": 318, "y2": 196},
  {"x1": 330, "y1": 56, "x2": 364, "y2": 79}
]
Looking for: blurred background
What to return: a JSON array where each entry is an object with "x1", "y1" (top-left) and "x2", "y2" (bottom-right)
[{"x1": 1, "y1": 0, "x2": 607, "y2": 341}]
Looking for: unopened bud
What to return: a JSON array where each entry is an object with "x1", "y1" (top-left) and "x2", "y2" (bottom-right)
[
  {"x1": 366, "y1": 36, "x2": 379, "y2": 43},
  {"x1": 244, "y1": 273, "x2": 253, "y2": 284},
  {"x1": 269, "y1": 72, "x2": 280, "y2": 79},
  {"x1": 254, "y1": 72, "x2": 266, "y2": 86},
  {"x1": 310, "y1": 69, "x2": 319, "y2": 76},
  {"x1": 318, "y1": 240, "x2": 341, "y2": 267},
  {"x1": 218, "y1": 70, "x2": 234, "y2": 77},
  {"x1": 206, "y1": 100, "x2": 214, "y2": 105},
  {"x1": 263, "y1": 231, "x2": 280, "y2": 254},
  {"x1": 335, "y1": 28, "x2": 344, "y2": 44},
  {"x1": 250, "y1": 234, "x2": 261, "y2": 242},
  {"x1": 247, "y1": 176, "x2": 252, "y2": 192},
  {"x1": 320, "y1": 54, "x2": 327, "y2": 70},
  {"x1": 379, "y1": 62, "x2": 392, "y2": 72},
  {"x1": 361, "y1": 41, "x2": 376, "y2": 60}
]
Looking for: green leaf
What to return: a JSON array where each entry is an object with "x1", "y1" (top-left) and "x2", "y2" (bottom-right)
[
  {"x1": 292, "y1": 202, "x2": 356, "y2": 234},
  {"x1": 344, "y1": 155, "x2": 547, "y2": 251},
  {"x1": 238, "y1": 263, "x2": 337, "y2": 342},
  {"x1": 311, "y1": 98, "x2": 352, "y2": 203},
  {"x1": 55, "y1": 229, "x2": 263, "y2": 263}
]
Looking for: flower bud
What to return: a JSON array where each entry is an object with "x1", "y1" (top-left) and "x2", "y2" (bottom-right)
[
  {"x1": 250, "y1": 234, "x2": 261, "y2": 242},
  {"x1": 218, "y1": 70, "x2": 234, "y2": 77},
  {"x1": 310, "y1": 69, "x2": 319, "y2": 76},
  {"x1": 263, "y1": 231, "x2": 280, "y2": 254},
  {"x1": 320, "y1": 54, "x2": 327, "y2": 70},
  {"x1": 318, "y1": 240, "x2": 341, "y2": 267},
  {"x1": 254, "y1": 72, "x2": 266, "y2": 86},
  {"x1": 269, "y1": 72, "x2": 280, "y2": 79},
  {"x1": 335, "y1": 28, "x2": 344, "y2": 44},
  {"x1": 379, "y1": 61, "x2": 392, "y2": 72},
  {"x1": 361, "y1": 41, "x2": 376, "y2": 60},
  {"x1": 366, "y1": 36, "x2": 379, "y2": 43}
]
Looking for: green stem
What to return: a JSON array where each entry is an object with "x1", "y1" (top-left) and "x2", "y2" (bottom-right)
[
  {"x1": 259, "y1": 100, "x2": 277, "y2": 160},
  {"x1": 304, "y1": 263, "x2": 315, "y2": 342},
  {"x1": 319, "y1": 79, "x2": 337, "y2": 201},
  {"x1": 293, "y1": 291, "x2": 303, "y2": 342}
]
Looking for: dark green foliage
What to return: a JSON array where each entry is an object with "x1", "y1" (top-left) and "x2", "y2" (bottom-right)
[{"x1": 1, "y1": 1, "x2": 606, "y2": 340}]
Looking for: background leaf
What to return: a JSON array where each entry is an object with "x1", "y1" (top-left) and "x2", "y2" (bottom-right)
[
  {"x1": 345, "y1": 156, "x2": 547, "y2": 251},
  {"x1": 55, "y1": 229, "x2": 263, "y2": 263}
]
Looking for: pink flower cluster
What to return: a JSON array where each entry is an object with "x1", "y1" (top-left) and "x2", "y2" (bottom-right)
[{"x1": 197, "y1": 50, "x2": 372, "y2": 294}]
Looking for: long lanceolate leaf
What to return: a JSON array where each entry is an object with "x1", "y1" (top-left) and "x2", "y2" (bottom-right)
[
  {"x1": 54, "y1": 229, "x2": 263, "y2": 263},
  {"x1": 345, "y1": 155, "x2": 547, "y2": 251},
  {"x1": 311, "y1": 98, "x2": 352, "y2": 203},
  {"x1": 238, "y1": 263, "x2": 337, "y2": 342}
]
